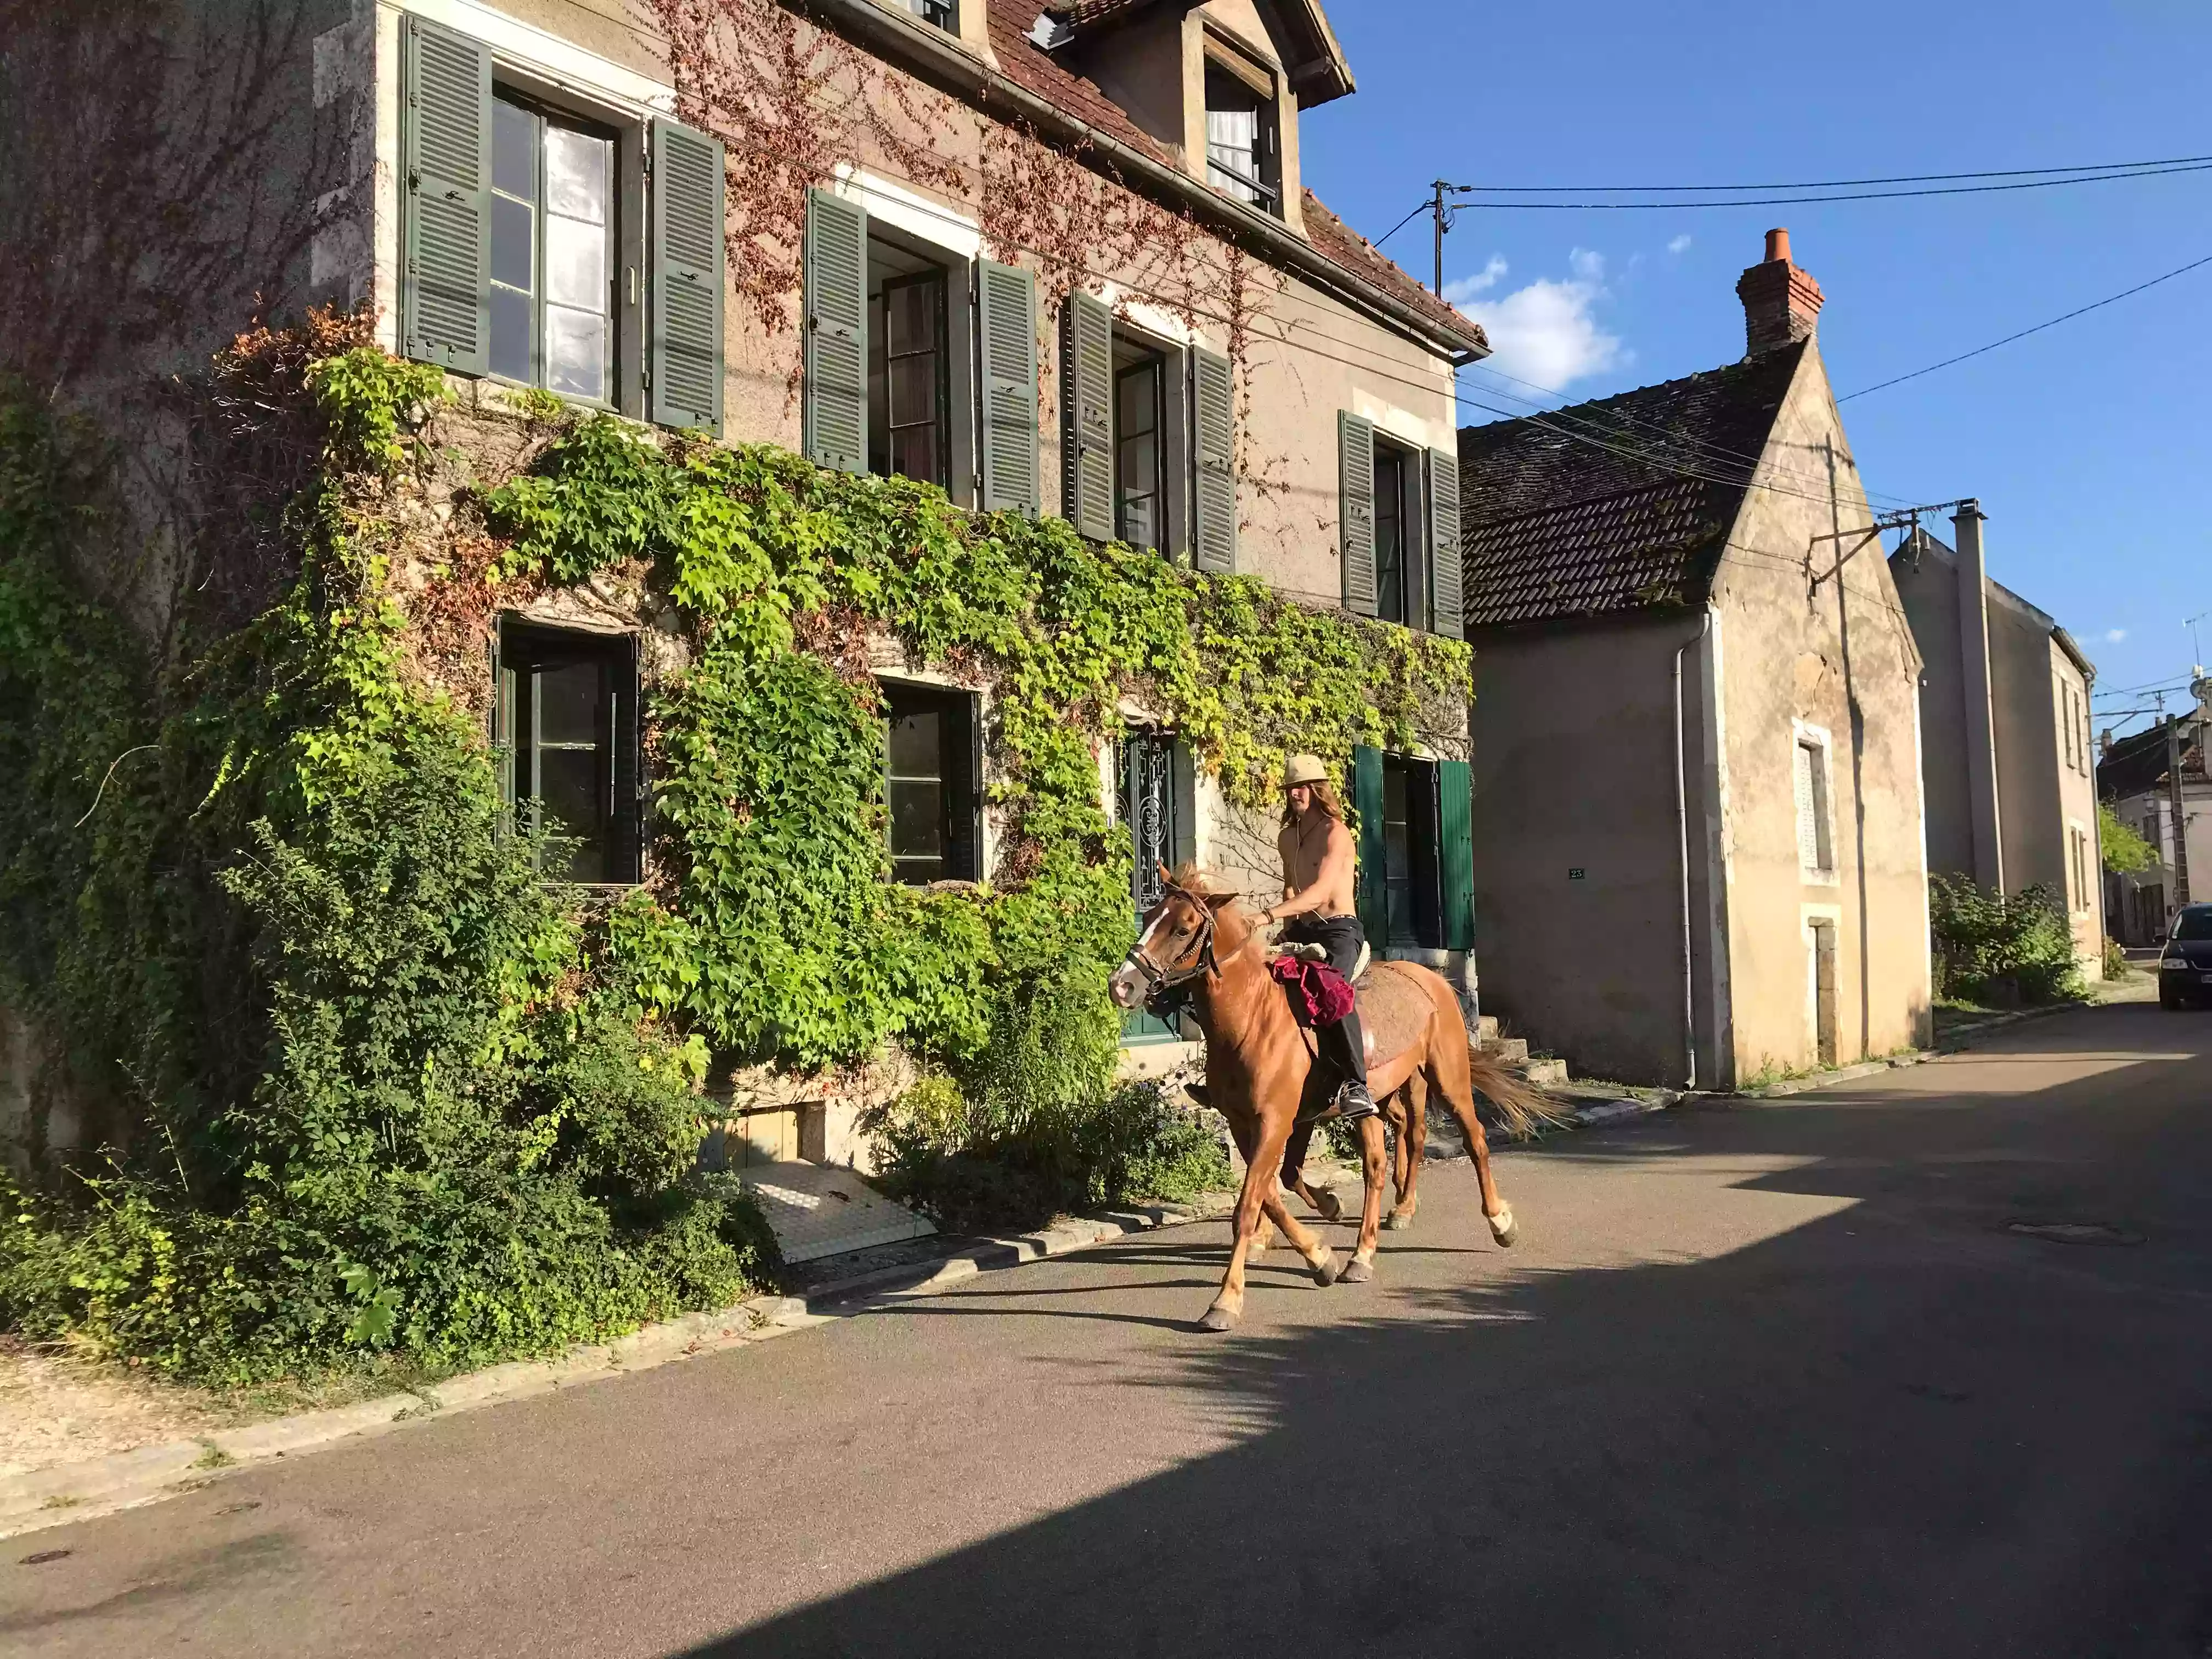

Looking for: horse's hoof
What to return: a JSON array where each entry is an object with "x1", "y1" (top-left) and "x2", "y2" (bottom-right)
[
  {"x1": 1199, "y1": 1304, "x2": 1241, "y2": 1333},
  {"x1": 1341, "y1": 1257, "x2": 1374, "y2": 1284},
  {"x1": 1384, "y1": 1209, "x2": 1414, "y2": 1232},
  {"x1": 1312, "y1": 1187, "x2": 1342, "y2": 1222},
  {"x1": 1488, "y1": 1207, "x2": 1518, "y2": 1248},
  {"x1": 1308, "y1": 1247, "x2": 1340, "y2": 1287}
]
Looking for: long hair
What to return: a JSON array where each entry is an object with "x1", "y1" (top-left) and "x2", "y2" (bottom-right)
[{"x1": 1282, "y1": 777, "x2": 1344, "y2": 829}]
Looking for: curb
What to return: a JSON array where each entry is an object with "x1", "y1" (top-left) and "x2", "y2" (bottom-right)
[
  {"x1": 0, "y1": 1197, "x2": 1234, "y2": 1543},
  {"x1": 1683, "y1": 997, "x2": 2090, "y2": 1105}
]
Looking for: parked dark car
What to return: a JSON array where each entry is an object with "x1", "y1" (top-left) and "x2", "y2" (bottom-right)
[{"x1": 2159, "y1": 905, "x2": 2212, "y2": 1009}]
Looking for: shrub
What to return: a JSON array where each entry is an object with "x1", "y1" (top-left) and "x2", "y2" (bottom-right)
[
  {"x1": 864, "y1": 1074, "x2": 1229, "y2": 1237},
  {"x1": 1929, "y1": 874, "x2": 2085, "y2": 1005}
]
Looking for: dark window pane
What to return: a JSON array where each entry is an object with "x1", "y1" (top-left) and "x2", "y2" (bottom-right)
[
  {"x1": 1374, "y1": 445, "x2": 1405, "y2": 625},
  {"x1": 493, "y1": 98, "x2": 536, "y2": 200},
  {"x1": 490, "y1": 286, "x2": 532, "y2": 382},
  {"x1": 889, "y1": 426, "x2": 939, "y2": 486},
  {"x1": 537, "y1": 748, "x2": 607, "y2": 881},
  {"x1": 889, "y1": 780, "x2": 944, "y2": 858},
  {"x1": 1117, "y1": 364, "x2": 1158, "y2": 436},
  {"x1": 492, "y1": 193, "x2": 535, "y2": 293},
  {"x1": 887, "y1": 710, "x2": 941, "y2": 777},
  {"x1": 889, "y1": 356, "x2": 935, "y2": 427},
  {"x1": 537, "y1": 662, "x2": 601, "y2": 745},
  {"x1": 886, "y1": 281, "x2": 930, "y2": 353}
]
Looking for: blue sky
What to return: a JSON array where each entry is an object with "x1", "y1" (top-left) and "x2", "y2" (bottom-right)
[{"x1": 1300, "y1": 0, "x2": 2211, "y2": 740}]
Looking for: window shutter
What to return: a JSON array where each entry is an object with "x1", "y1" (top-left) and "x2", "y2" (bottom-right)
[
  {"x1": 1352, "y1": 744, "x2": 1387, "y2": 941},
  {"x1": 977, "y1": 257, "x2": 1039, "y2": 514},
  {"x1": 803, "y1": 188, "x2": 867, "y2": 472},
  {"x1": 1171, "y1": 740, "x2": 1198, "y2": 872},
  {"x1": 400, "y1": 16, "x2": 490, "y2": 374},
  {"x1": 1427, "y1": 447, "x2": 1463, "y2": 640},
  {"x1": 1436, "y1": 757, "x2": 1476, "y2": 951},
  {"x1": 1339, "y1": 412, "x2": 1376, "y2": 615},
  {"x1": 1062, "y1": 291, "x2": 1115, "y2": 539},
  {"x1": 1190, "y1": 345, "x2": 1237, "y2": 572},
  {"x1": 651, "y1": 118, "x2": 725, "y2": 433}
]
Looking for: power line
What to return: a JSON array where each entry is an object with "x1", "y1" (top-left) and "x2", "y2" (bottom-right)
[
  {"x1": 1837, "y1": 251, "x2": 2212, "y2": 400},
  {"x1": 1447, "y1": 153, "x2": 2212, "y2": 194},
  {"x1": 1439, "y1": 160, "x2": 2212, "y2": 210},
  {"x1": 1369, "y1": 199, "x2": 1433, "y2": 252}
]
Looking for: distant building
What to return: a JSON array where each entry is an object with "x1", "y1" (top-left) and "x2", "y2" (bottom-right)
[
  {"x1": 1458, "y1": 230, "x2": 1932, "y2": 1089},
  {"x1": 2097, "y1": 681, "x2": 2211, "y2": 945},
  {"x1": 1889, "y1": 522, "x2": 2104, "y2": 966}
]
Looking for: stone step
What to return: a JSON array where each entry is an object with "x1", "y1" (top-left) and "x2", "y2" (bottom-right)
[
  {"x1": 1519, "y1": 1056, "x2": 1570, "y2": 1087},
  {"x1": 1482, "y1": 1035, "x2": 1530, "y2": 1066},
  {"x1": 1475, "y1": 1014, "x2": 1500, "y2": 1044}
]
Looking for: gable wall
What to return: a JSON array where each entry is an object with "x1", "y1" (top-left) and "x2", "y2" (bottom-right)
[{"x1": 1710, "y1": 343, "x2": 1932, "y2": 1077}]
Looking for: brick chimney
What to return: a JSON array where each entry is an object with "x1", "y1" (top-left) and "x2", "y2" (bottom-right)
[{"x1": 1735, "y1": 227, "x2": 1825, "y2": 357}]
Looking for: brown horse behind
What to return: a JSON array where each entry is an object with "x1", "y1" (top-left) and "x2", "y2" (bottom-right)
[{"x1": 1108, "y1": 871, "x2": 1550, "y2": 1331}]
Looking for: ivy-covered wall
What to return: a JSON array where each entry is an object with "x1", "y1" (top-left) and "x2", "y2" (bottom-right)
[{"x1": 0, "y1": 320, "x2": 1468, "y2": 1383}]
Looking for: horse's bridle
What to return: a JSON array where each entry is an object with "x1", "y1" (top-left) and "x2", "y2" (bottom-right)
[{"x1": 1120, "y1": 883, "x2": 1222, "y2": 997}]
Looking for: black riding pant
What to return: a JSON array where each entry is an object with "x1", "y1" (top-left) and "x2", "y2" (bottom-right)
[{"x1": 1280, "y1": 912, "x2": 1367, "y2": 1087}]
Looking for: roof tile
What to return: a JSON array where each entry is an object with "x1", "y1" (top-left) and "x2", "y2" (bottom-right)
[{"x1": 1458, "y1": 343, "x2": 1807, "y2": 628}]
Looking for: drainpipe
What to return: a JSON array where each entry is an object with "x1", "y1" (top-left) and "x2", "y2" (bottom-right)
[{"x1": 1674, "y1": 610, "x2": 1712, "y2": 1090}]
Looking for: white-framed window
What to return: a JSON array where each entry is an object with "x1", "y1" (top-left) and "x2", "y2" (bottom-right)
[{"x1": 1793, "y1": 724, "x2": 1836, "y2": 879}]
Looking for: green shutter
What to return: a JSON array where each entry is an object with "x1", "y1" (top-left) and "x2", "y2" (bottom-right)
[
  {"x1": 1063, "y1": 290, "x2": 1114, "y2": 539},
  {"x1": 1437, "y1": 757, "x2": 1475, "y2": 951},
  {"x1": 1339, "y1": 412, "x2": 1376, "y2": 615},
  {"x1": 651, "y1": 118, "x2": 725, "y2": 432},
  {"x1": 400, "y1": 16, "x2": 490, "y2": 374},
  {"x1": 1171, "y1": 740, "x2": 1198, "y2": 872},
  {"x1": 1427, "y1": 447, "x2": 1463, "y2": 640},
  {"x1": 803, "y1": 188, "x2": 867, "y2": 472},
  {"x1": 978, "y1": 257, "x2": 1039, "y2": 513},
  {"x1": 1191, "y1": 346, "x2": 1237, "y2": 572},
  {"x1": 1352, "y1": 743, "x2": 1386, "y2": 941}
]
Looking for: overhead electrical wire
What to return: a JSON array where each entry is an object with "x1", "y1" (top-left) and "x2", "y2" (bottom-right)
[
  {"x1": 1447, "y1": 153, "x2": 2212, "y2": 194},
  {"x1": 1836, "y1": 251, "x2": 2212, "y2": 400},
  {"x1": 1438, "y1": 160, "x2": 2212, "y2": 210}
]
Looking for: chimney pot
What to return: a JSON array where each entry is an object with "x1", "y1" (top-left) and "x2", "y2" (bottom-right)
[{"x1": 1735, "y1": 229, "x2": 1825, "y2": 357}]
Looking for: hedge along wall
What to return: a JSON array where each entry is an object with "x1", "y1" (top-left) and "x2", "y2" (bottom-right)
[{"x1": 0, "y1": 321, "x2": 1469, "y2": 1383}]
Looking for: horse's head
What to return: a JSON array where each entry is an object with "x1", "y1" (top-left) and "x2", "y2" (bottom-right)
[{"x1": 1108, "y1": 867, "x2": 1240, "y2": 1009}]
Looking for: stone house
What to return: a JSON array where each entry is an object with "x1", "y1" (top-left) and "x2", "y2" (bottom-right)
[
  {"x1": 1889, "y1": 518, "x2": 2104, "y2": 966},
  {"x1": 1458, "y1": 231, "x2": 1933, "y2": 1089},
  {"x1": 2097, "y1": 683, "x2": 2211, "y2": 945},
  {"x1": 4, "y1": 0, "x2": 1492, "y2": 1168}
]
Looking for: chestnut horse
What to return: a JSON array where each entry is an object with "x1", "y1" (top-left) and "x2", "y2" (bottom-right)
[{"x1": 1108, "y1": 871, "x2": 1550, "y2": 1331}]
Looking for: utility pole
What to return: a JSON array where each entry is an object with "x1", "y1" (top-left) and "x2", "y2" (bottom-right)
[
  {"x1": 1431, "y1": 179, "x2": 1449, "y2": 296},
  {"x1": 2167, "y1": 712, "x2": 2192, "y2": 907}
]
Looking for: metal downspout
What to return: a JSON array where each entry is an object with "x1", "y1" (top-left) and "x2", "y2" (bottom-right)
[{"x1": 1674, "y1": 611, "x2": 1712, "y2": 1090}]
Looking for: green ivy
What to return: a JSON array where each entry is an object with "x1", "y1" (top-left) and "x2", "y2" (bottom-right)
[
  {"x1": 0, "y1": 346, "x2": 1464, "y2": 1384},
  {"x1": 481, "y1": 416, "x2": 1471, "y2": 1094}
]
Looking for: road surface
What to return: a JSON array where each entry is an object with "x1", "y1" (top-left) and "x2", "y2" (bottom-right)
[{"x1": 7, "y1": 1001, "x2": 2211, "y2": 1657}]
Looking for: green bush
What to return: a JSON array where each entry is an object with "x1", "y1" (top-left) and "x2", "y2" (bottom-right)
[
  {"x1": 864, "y1": 1073, "x2": 1229, "y2": 1237},
  {"x1": 1929, "y1": 874, "x2": 2086, "y2": 1005}
]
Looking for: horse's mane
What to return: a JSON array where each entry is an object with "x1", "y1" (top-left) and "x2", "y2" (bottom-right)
[{"x1": 1166, "y1": 864, "x2": 1240, "y2": 905}]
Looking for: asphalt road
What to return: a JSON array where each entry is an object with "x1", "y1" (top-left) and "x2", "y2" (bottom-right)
[{"x1": 7, "y1": 1002, "x2": 2212, "y2": 1658}]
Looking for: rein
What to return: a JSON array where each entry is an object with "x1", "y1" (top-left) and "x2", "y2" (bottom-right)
[{"x1": 1122, "y1": 884, "x2": 1261, "y2": 995}]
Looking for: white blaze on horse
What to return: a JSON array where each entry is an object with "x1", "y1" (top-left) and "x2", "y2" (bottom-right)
[{"x1": 1108, "y1": 868, "x2": 1551, "y2": 1332}]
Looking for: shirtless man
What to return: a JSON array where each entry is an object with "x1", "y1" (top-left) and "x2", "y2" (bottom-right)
[{"x1": 1257, "y1": 753, "x2": 1377, "y2": 1121}]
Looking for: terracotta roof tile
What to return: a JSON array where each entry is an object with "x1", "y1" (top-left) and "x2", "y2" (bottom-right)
[
  {"x1": 1297, "y1": 189, "x2": 1486, "y2": 353},
  {"x1": 1457, "y1": 343, "x2": 1807, "y2": 628}
]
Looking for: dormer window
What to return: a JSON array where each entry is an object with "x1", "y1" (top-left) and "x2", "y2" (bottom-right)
[
  {"x1": 905, "y1": 0, "x2": 957, "y2": 31},
  {"x1": 1204, "y1": 60, "x2": 1279, "y2": 215}
]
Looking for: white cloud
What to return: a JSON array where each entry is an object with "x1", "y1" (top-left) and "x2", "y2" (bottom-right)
[
  {"x1": 1450, "y1": 247, "x2": 1627, "y2": 391},
  {"x1": 1667, "y1": 233, "x2": 1692, "y2": 255},
  {"x1": 1444, "y1": 255, "x2": 1509, "y2": 300},
  {"x1": 2105, "y1": 628, "x2": 2128, "y2": 644}
]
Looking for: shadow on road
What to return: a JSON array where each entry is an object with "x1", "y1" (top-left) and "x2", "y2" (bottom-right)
[{"x1": 680, "y1": 1008, "x2": 2212, "y2": 1659}]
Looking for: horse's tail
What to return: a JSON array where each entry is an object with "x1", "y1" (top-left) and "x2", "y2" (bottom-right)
[{"x1": 1466, "y1": 1041, "x2": 1573, "y2": 1141}]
